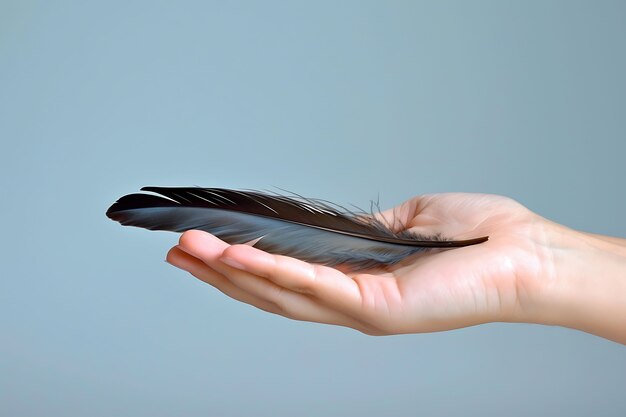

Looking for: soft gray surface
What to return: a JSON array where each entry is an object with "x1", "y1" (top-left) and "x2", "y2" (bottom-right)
[{"x1": 1, "y1": 1, "x2": 625, "y2": 416}]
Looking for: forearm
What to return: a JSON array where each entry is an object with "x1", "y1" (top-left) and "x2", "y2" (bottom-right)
[{"x1": 533, "y1": 223, "x2": 626, "y2": 344}]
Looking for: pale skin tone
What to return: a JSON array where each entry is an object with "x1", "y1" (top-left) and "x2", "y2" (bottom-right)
[{"x1": 166, "y1": 193, "x2": 626, "y2": 344}]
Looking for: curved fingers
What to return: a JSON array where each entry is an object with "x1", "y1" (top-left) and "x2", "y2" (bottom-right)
[
  {"x1": 213, "y1": 262, "x2": 374, "y2": 331},
  {"x1": 166, "y1": 246, "x2": 279, "y2": 314},
  {"x1": 219, "y1": 244, "x2": 363, "y2": 314},
  {"x1": 171, "y1": 231, "x2": 377, "y2": 333}
]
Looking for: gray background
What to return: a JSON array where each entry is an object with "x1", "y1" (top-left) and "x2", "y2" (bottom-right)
[{"x1": 1, "y1": 1, "x2": 625, "y2": 416}]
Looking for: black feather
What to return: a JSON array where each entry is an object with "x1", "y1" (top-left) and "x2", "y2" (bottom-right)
[{"x1": 106, "y1": 187, "x2": 488, "y2": 268}]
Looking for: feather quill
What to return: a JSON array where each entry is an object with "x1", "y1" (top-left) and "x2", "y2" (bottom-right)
[{"x1": 106, "y1": 187, "x2": 488, "y2": 268}]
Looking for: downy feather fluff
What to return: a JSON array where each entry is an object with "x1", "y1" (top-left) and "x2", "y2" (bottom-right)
[{"x1": 106, "y1": 187, "x2": 488, "y2": 268}]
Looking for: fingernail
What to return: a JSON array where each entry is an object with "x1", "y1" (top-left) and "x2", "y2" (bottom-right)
[{"x1": 220, "y1": 256, "x2": 247, "y2": 270}]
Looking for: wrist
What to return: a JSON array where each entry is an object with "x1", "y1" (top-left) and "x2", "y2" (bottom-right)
[{"x1": 525, "y1": 221, "x2": 626, "y2": 343}]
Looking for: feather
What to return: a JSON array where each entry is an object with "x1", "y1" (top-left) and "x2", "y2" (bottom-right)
[{"x1": 106, "y1": 187, "x2": 488, "y2": 268}]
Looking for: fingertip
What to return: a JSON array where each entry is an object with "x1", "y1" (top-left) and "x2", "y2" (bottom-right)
[
  {"x1": 165, "y1": 246, "x2": 180, "y2": 263},
  {"x1": 165, "y1": 246, "x2": 191, "y2": 270},
  {"x1": 177, "y1": 230, "x2": 229, "y2": 259},
  {"x1": 178, "y1": 230, "x2": 209, "y2": 247}
]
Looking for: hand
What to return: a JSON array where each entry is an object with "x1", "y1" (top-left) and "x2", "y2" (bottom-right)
[{"x1": 166, "y1": 193, "x2": 557, "y2": 335}]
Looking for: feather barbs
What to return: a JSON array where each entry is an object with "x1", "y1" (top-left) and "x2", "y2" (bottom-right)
[{"x1": 106, "y1": 187, "x2": 489, "y2": 268}]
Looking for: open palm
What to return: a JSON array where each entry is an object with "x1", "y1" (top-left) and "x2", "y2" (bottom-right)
[{"x1": 166, "y1": 193, "x2": 553, "y2": 335}]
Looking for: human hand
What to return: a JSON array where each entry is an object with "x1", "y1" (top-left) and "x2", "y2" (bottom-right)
[{"x1": 166, "y1": 193, "x2": 562, "y2": 335}]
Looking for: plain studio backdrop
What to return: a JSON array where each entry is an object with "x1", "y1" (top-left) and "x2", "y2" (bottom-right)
[{"x1": 1, "y1": 1, "x2": 625, "y2": 416}]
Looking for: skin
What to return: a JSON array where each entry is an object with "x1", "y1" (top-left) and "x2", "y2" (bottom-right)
[{"x1": 165, "y1": 193, "x2": 626, "y2": 344}]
